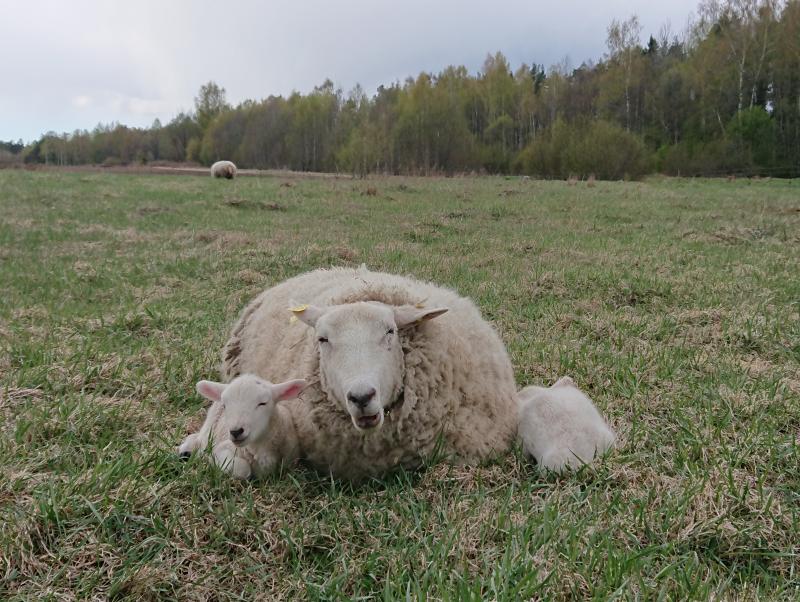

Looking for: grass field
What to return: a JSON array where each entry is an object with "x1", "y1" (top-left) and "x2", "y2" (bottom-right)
[{"x1": 1, "y1": 169, "x2": 798, "y2": 600}]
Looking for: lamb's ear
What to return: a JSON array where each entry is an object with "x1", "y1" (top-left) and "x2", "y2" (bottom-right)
[
  {"x1": 289, "y1": 303, "x2": 326, "y2": 328},
  {"x1": 393, "y1": 305, "x2": 449, "y2": 329},
  {"x1": 271, "y1": 379, "x2": 307, "y2": 402},
  {"x1": 196, "y1": 380, "x2": 226, "y2": 403}
]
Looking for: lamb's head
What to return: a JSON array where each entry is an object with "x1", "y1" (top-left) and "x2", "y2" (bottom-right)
[
  {"x1": 292, "y1": 301, "x2": 447, "y2": 431},
  {"x1": 196, "y1": 374, "x2": 306, "y2": 445}
]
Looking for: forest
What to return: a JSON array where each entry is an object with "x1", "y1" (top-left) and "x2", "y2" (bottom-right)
[{"x1": 4, "y1": 0, "x2": 799, "y2": 179}]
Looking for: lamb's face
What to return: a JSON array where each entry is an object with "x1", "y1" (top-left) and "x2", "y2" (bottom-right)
[
  {"x1": 292, "y1": 301, "x2": 447, "y2": 432},
  {"x1": 196, "y1": 374, "x2": 307, "y2": 446},
  {"x1": 221, "y1": 377, "x2": 278, "y2": 445}
]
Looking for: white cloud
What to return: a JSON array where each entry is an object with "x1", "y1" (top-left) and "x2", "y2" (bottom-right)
[{"x1": 71, "y1": 95, "x2": 92, "y2": 109}]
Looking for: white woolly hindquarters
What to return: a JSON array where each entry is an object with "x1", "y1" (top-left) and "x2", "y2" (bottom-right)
[
  {"x1": 517, "y1": 377, "x2": 615, "y2": 472},
  {"x1": 210, "y1": 160, "x2": 237, "y2": 179}
]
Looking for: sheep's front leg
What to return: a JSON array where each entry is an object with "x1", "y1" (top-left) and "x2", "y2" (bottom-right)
[
  {"x1": 177, "y1": 433, "x2": 200, "y2": 459},
  {"x1": 213, "y1": 441, "x2": 252, "y2": 480},
  {"x1": 178, "y1": 401, "x2": 223, "y2": 459},
  {"x1": 250, "y1": 452, "x2": 279, "y2": 479}
]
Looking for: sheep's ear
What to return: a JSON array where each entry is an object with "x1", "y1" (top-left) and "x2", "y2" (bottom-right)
[
  {"x1": 393, "y1": 305, "x2": 449, "y2": 329},
  {"x1": 271, "y1": 379, "x2": 307, "y2": 402},
  {"x1": 289, "y1": 303, "x2": 326, "y2": 328},
  {"x1": 553, "y1": 376, "x2": 575, "y2": 388},
  {"x1": 196, "y1": 380, "x2": 226, "y2": 402}
]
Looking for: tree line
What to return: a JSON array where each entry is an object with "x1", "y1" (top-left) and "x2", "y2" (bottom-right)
[{"x1": 7, "y1": 0, "x2": 799, "y2": 179}]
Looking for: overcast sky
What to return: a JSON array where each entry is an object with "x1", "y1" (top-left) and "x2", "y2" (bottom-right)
[{"x1": 1, "y1": 0, "x2": 700, "y2": 143}]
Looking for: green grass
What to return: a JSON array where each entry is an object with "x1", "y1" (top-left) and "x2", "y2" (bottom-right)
[{"x1": 1, "y1": 169, "x2": 798, "y2": 600}]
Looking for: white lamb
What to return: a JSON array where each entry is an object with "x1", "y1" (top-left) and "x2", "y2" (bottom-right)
[
  {"x1": 517, "y1": 376, "x2": 615, "y2": 472},
  {"x1": 210, "y1": 160, "x2": 237, "y2": 179},
  {"x1": 178, "y1": 373, "x2": 306, "y2": 479},
  {"x1": 220, "y1": 266, "x2": 519, "y2": 481}
]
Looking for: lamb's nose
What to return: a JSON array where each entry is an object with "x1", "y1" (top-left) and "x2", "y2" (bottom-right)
[
  {"x1": 347, "y1": 387, "x2": 376, "y2": 408},
  {"x1": 229, "y1": 427, "x2": 244, "y2": 439}
]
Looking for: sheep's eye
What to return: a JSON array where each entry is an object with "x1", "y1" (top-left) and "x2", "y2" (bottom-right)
[
  {"x1": 318, "y1": 336, "x2": 329, "y2": 344},
  {"x1": 257, "y1": 402, "x2": 267, "y2": 407},
  {"x1": 386, "y1": 328, "x2": 395, "y2": 336}
]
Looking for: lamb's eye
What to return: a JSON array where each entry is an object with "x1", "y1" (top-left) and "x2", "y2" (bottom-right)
[
  {"x1": 318, "y1": 336, "x2": 329, "y2": 344},
  {"x1": 257, "y1": 402, "x2": 267, "y2": 407},
  {"x1": 386, "y1": 328, "x2": 395, "y2": 336}
]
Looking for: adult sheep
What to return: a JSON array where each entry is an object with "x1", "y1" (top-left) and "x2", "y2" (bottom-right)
[
  {"x1": 210, "y1": 160, "x2": 237, "y2": 179},
  {"x1": 221, "y1": 266, "x2": 518, "y2": 480}
]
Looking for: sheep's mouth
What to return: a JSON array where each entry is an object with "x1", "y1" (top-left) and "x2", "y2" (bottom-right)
[
  {"x1": 231, "y1": 435, "x2": 248, "y2": 446},
  {"x1": 354, "y1": 413, "x2": 382, "y2": 430}
]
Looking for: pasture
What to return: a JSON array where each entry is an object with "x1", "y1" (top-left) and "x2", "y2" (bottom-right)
[{"x1": 1, "y1": 169, "x2": 798, "y2": 600}]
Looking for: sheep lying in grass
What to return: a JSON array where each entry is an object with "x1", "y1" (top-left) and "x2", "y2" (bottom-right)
[
  {"x1": 221, "y1": 266, "x2": 519, "y2": 480},
  {"x1": 210, "y1": 160, "x2": 237, "y2": 179},
  {"x1": 178, "y1": 373, "x2": 306, "y2": 479},
  {"x1": 518, "y1": 377, "x2": 615, "y2": 472}
]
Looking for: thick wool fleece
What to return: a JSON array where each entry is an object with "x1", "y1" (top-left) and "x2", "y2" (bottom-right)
[
  {"x1": 210, "y1": 160, "x2": 237, "y2": 179},
  {"x1": 221, "y1": 267, "x2": 518, "y2": 480}
]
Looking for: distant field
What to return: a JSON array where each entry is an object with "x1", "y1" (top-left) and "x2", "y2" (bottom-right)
[{"x1": 1, "y1": 170, "x2": 798, "y2": 600}]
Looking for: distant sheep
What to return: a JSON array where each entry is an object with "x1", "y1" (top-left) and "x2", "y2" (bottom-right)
[
  {"x1": 211, "y1": 160, "x2": 237, "y2": 179},
  {"x1": 221, "y1": 266, "x2": 519, "y2": 480},
  {"x1": 178, "y1": 373, "x2": 306, "y2": 479},
  {"x1": 518, "y1": 376, "x2": 615, "y2": 472}
]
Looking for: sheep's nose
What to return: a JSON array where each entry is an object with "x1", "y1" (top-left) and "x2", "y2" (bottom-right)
[
  {"x1": 229, "y1": 427, "x2": 245, "y2": 439},
  {"x1": 347, "y1": 387, "x2": 376, "y2": 408}
]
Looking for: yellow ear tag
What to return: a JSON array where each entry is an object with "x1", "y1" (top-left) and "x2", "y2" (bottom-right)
[
  {"x1": 289, "y1": 304, "x2": 309, "y2": 324},
  {"x1": 414, "y1": 303, "x2": 426, "y2": 309}
]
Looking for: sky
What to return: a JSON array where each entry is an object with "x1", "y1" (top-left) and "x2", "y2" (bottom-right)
[{"x1": 0, "y1": 0, "x2": 700, "y2": 143}]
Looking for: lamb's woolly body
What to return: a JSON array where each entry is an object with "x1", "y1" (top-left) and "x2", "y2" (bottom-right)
[
  {"x1": 222, "y1": 267, "x2": 518, "y2": 480},
  {"x1": 210, "y1": 160, "x2": 237, "y2": 179},
  {"x1": 517, "y1": 376, "x2": 615, "y2": 471},
  {"x1": 179, "y1": 374, "x2": 299, "y2": 479}
]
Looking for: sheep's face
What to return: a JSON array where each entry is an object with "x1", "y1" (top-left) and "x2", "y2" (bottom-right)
[
  {"x1": 292, "y1": 301, "x2": 447, "y2": 431},
  {"x1": 196, "y1": 375, "x2": 306, "y2": 445}
]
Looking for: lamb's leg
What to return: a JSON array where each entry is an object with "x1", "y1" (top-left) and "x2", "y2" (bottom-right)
[
  {"x1": 177, "y1": 433, "x2": 201, "y2": 460},
  {"x1": 213, "y1": 441, "x2": 252, "y2": 480},
  {"x1": 177, "y1": 401, "x2": 223, "y2": 459}
]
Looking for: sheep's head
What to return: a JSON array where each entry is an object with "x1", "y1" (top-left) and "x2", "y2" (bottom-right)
[
  {"x1": 196, "y1": 374, "x2": 306, "y2": 446},
  {"x1": 292, "y1": 301, "x2": 447, "y2": 431}
]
